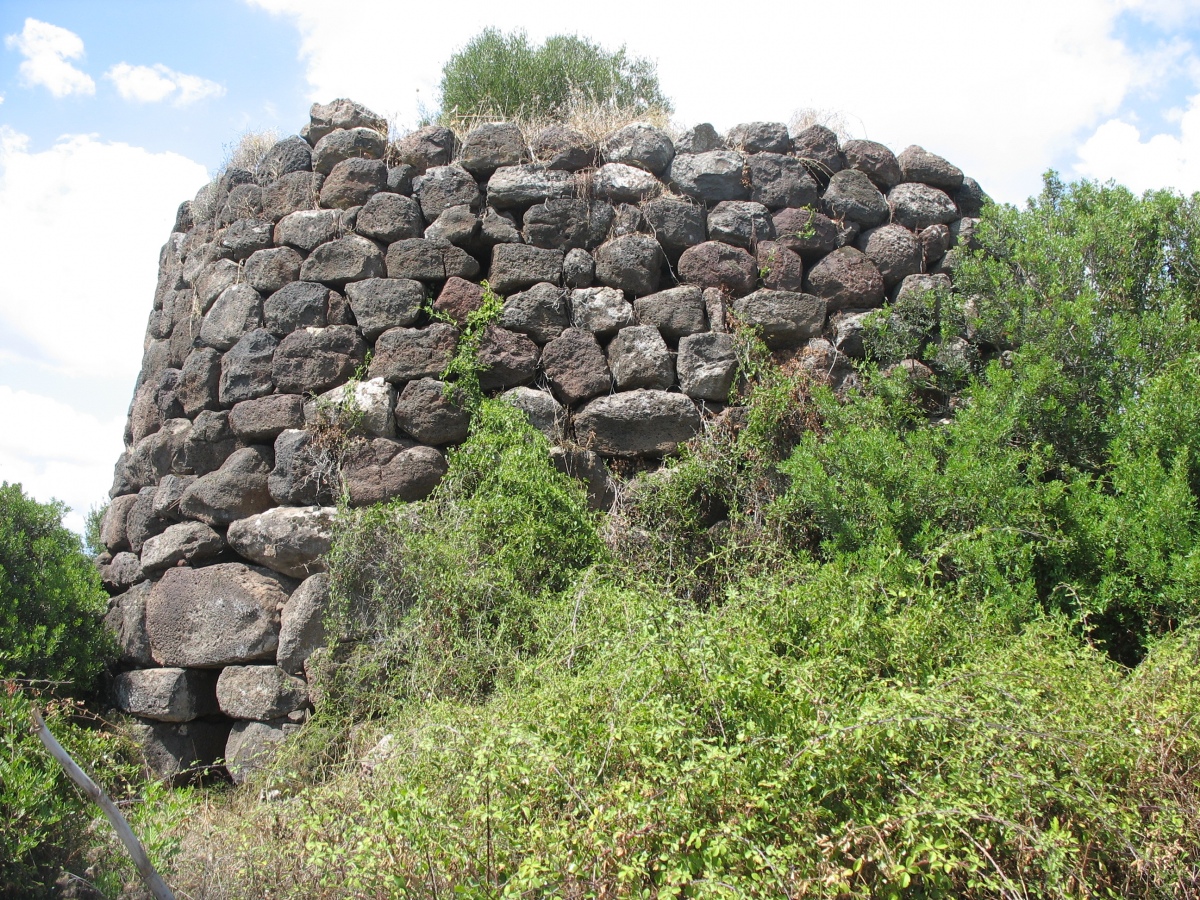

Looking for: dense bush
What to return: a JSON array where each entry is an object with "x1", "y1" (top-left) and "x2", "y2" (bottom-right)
[
  {"x1": 0, "y1": 482, "x2": 111, "y2": 687},
  {"x1": 0, "y1": 484, "x2": 130, "y2": 894},
  {"x1": 438, "y1": 28, "x2": 671, "y2": 122},
  {"x1": 85, "y1": 178, "x2": 1200, "y2": 897}
]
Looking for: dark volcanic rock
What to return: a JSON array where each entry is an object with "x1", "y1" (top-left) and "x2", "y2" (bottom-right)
[{"x1": 574, "y1": 390, "x2": 700, "y2": 458}]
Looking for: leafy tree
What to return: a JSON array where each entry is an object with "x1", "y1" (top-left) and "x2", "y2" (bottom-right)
[
  {"x1": 0, "y1": 482, "x2": 112, "y2": 688},
  {"x1": 438, "y1": 28, "x2": 671, "y2": 121}
]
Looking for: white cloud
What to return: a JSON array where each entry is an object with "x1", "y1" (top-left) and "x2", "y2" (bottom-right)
[
  {"x1": 0, "y1": 130, "x2": 207, "y2": 530},
  {"x1": 1074, "y1": 92, "x2": 1200, "y2": 192},
  {"x1": 0, "y1": 128, "x2": 208, "y2": 381},
  {"x1": 106, "y1": 62, "x2": 226, "y2": 106},
  {"x1": 0, "y1": 385, "x2": 124, "y2": 534},
  {"x1": 4, "y1": 18, "x2": 95, "y2": 98},
  {"x1": 247, "y1": 0, "x2": 1195, "y2": 204}
]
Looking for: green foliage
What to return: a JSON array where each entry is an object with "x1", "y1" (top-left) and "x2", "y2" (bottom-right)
[
  {"x1": 323, "y1": 399, "x2": 604, "y2": 712},
  {"x1": 84, "y1": 177, "x2": 1200, "y2": 897},
  {"x1": 438, "y1": 28, "x2": 672, "y2": 121},
  {"x1": 83, "y1": 502, "x2": 107, "y2": 558},
  {"x1": 0, "y1": 686, "x2": 141, "y2": 895},
  {"x1": 435, "y1": 279, "x2": 504, "y2": 409},
  {"x1": 0, "y1": 483, "x2": 112, "y2": 688}
]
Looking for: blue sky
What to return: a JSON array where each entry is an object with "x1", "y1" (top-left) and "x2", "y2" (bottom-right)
[{"x1": 0, "y1": 0, "x2": 1198, "y2": 533}]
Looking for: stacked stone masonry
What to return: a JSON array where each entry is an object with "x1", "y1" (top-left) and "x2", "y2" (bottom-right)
[{"x1": 100, "y1": 97, "x2": 987, "y2": 781}]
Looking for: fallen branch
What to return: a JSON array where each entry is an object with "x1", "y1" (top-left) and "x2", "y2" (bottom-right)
[{"x1": 29, "y1": 705, "x2": 176, "y2": 900}]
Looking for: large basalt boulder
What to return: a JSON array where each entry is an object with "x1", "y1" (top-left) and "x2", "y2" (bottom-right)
[
  {"x1": 299, "y1": 235, "x2": 385, "y2": 286},
  {"x1": 607, "y1": 325, "x2": 674, "y2": 391},
  {"x1": 490, "y1": 244, "x2": 564, "y2": 294},
  {"x1": 272, "y1": 325, "x2": 367, "y2": 395},
  {"x1": 501, "y1": 387, "x2": 565, "y2": 441},
  {"x1": 476, "y1": 325, "x2": 539, "y2": 391},
  {"x1": 414, "y1": 164, "x2": 482, "y2": 220},
  {"x1": 707, "y1": 201, "x2": 775, "y2": 250},
  {"x1": 200, "y1": 284, "x2": 263, "y2": 351},
  {"x1": 100, "y1": 552, "x2": 145, "y2": 593},
  {"x1": 181, "y1": 410, "x2": 243, "y2": 476},
  {"x1": 887, "y1": 183, "x2": 959, "y2": 231},
  {"x1": 306, "y1": 98, "x2": 387, "y2": 145},
  {"x1": 217, "y1": 665, "x2": 309, "y2": 720},
  {"x1": 385, "y1": 238, "x2": 480, "y2": 282},
  {"x1": 393, "y1": 125, "x2": 457, "y2": 173},
  {"x1": 487, "y1": 164, "x2": 576, "y2": 209},
  {"x1": 570, "y1": 286, "x2": 635, "y2": 337},
  {"x1": 803, "y1": 246, "x2": 886, "y2": 311},
  {"x1": 179, "y1": 347, "x2": 222, "y2": 418},
  {"x1": 591, "y1": 163, "x2": 663, "y2": 204},
  {"x1": 145, "y1": 562, "x2": 291, "y2": 667},
  {"x1": 499, "y1": 283, "x2": 570, "y2": 343},
  {"x1": 575, "y1": 390, "x2": 701, "y2": 457},
  {"x1": 319, "y1": 157, "x2": 387, "y2": 209},
  {"x1": 341, "y1": 438, "x2": 447, "y2": 506},
  {"x1": 100, "y1": 493, "x2": 140, "y2": 553},
  {"x1": 245, "y1": 247, "x2": 303, "y2": 294},
  {"x1": 230, "y1": 394, "x2": 305, "y2": 442},
  {"x1": 594, "y1": 234, "x2": 663, "y2": 297},
  {"x1": 791, "y1": 124, "x2": 844, "y2": 180},
  {"x1": 140, "y1": 520, "x2": 225, "y2": 572},
  {"x1": 677, "y1": 242, "x2": 757, "y2": 296},
  {"x1": 541, "y1": 328, "x2": 612, "y2": 405},
  {"x1": 179, "y1": 446, "x2": 274, "y2": 527},
  {"x1": 522, "y1": 199, "x2": 611, "y2": 252},
  {"x1": 345, "y1": 277, "x2": 425, "y2": 340},
  {"x1": 274, "y1": 209, "x2": 340, "y2": 253},
  {"x1": 269, "y1": 429, "x2": 336, "y2": 506},
  {"x1": 667, "y1": 150, "x2": 748, "y2": 203},
  {"x1": 842, "y1": 140, "x2": 903, "y2": 190},
  {"x1": 459, "y1": 122, "x2": 529, "y2": 177},
  {"x1": 732, "y1": 290, "x2": 827, "y2": 349},
  {"x1": 722, "y1": 121, "x2": 789, "y2": 153},
  {"x1": 755, "y1": 241, "x2": 805, "y2": 292},
  {"x1": 633, "y1": 285, "x2": 708, "y2": 341},
  {"x1": 263, "y1": 281, "x2": 331, "y2": 336},
  {"x1": 261, "y1": 171, "x2": 321, "y2": 222},
  {"x1": 747, "y1": 153, "x2": 820, "y2": 210},
  {"x1": 219, "y1": 329, "x2": 278, "y2": 406},
  {"x1": 304, "y1": 377, "x2": 396, "y2": 439},
  {"x1": 641, "y1": 198, "x2": 706, "y2": 256},
  {"x1": 531, "y1": 125, "x2": 597, "y2": 171},
  {"x1": 856, "y1": 224, "x2": 923, "y2": 288},
  {"x1": 898, "y1": 145, "x2": 964, "y2": 190},
  {"x1": 225, "y1": 720, "x2": 300, "y2": 785},
  {"x1": 104, "y1": 581, "x2": 153, "y2": 666},
  {"x1": 823, "y1": 170, "x2": 889, "y2": 228},
  {"x1": 259, "y1": 136, "x2": 313, "y2": 182},
  {"x1": 278, "y1": 573, "x2": 330, "y2": 675},
  {"x1": 355, "y1": 192, "x2": 425, "y2": 243},
  {"x1": 312, "y1": 127, "x2": 386, "y2": 176},
  {"x1": 425, "y1": 204, "x2": 480, "y2": 247},
  {"x1": 677, "y1": 332, "x2": 737, "y2": 401},
  {"x1": 394, "y1": 378, "x2": 471, "y2": 445},
  {"x1": 432, "y1": 276, "x2": 483, "y2": 324},
  {"x1": 370, "y1": 323, "x2": 458, "y2": 384},
  {"x1": 113, "y1": 668, "x2": 220, "y2": 722},
  {"x1": 220, "y1": 218, "x2": 274, "y2": 260},
  {"x1": 227, "y1": 506, "x2": 336, "y2": 579},
  {"x1": 603, "y1": 124, "x2": 674, "y2": 175}
]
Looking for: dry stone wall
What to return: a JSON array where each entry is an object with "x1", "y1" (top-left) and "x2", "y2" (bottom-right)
[{"x1": 97, "y1": 97, "x2": 988, "y2": 781}]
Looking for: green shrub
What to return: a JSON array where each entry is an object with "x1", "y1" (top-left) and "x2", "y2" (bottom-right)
[
  {"x1": 0, "y1": 483, "x2": 112, "y2": 688},
  {"x1": 322, "y1": 399, "x2": 604, "y2": 713},
  {"x1": 438, "y1": 28, "x2": 671, "y2": 122}
]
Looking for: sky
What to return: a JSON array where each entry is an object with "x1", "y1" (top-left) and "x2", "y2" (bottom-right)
[{"x1": 0, "y1": 0, "x2": 1198, "y2": 534}]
